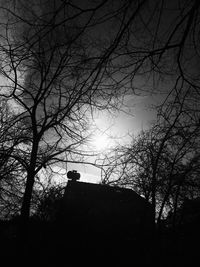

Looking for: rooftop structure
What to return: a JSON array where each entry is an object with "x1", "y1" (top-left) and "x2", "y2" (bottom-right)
[{"x1": 61, "y1": 171, "x2": 154, "y2": 238}]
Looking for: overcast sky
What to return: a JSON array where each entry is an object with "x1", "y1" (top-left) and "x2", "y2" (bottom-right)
[
  {"x1": 0, "y1": 0, "x2": 183, "y2": 184},
  {"x1": 65, "y1": 92, "x2": 165, "y2": 183}
]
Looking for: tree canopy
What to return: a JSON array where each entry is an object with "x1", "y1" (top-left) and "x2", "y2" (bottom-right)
[{"x1": 0, "y1": 0, "x2": 199, "y2": 222}]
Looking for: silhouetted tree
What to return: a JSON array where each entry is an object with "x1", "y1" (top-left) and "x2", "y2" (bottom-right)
[
  {"x1": 155, "y1": 74, "x2": 200, "y2": 227},
  {"x1": 33, "y1": 185, "x2": 65, "y2": 221},
  {"x1": 98, "y1": 0, "x2": 200, "y2": 227},
  {"x1": 0, "y1": 0, "x2": 200, "y2": 223},
  {"x1": 0, "y1": 0, "x2": 150, "y2": 221},
  {"x1": 0, "y1": 98, "x2": 26, "y2": 218},
  {"x1": 101, "y1": 119, "x2": 200, "y2": 227}
]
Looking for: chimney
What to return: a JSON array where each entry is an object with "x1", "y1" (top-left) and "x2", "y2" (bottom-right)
[{"x1": 67, "y1": 170, "x2": 80, "y2": 182}]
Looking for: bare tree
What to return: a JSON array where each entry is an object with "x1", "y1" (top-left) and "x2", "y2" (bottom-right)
[
  {"x1": 0, "y1": 0, "x2": 152, "y2": 221},
  {"x1": 97, "y1": 0, "x2": 200, "y2": 227},
  {"x1": 0, "y1": 98, "x2": 26, "y2": 218},
  {"x1": 0, "y1": 0, "x2": 199, "y2": 222},
  {"x1": 101, "y1": 112, "x2": 200, "y2": 227}
]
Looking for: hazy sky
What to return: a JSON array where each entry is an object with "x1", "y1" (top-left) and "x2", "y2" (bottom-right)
[
  {"x1": 65, "y1": 92, "x2": 163, "y2": 183},
  {"x1": 0, "y1": 0, "x2": 176, "y2": 184},
  {"x1": 46, "y1": 91, "x2": 161, "y2": 184}
]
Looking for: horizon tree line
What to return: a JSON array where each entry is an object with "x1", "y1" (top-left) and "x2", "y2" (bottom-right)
[{"x1": 0, "y1": 0, "x2": 199, "y2": 227}]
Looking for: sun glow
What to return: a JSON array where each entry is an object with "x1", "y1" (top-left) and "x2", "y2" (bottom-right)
[{"x1": 91, "y1": 133, "x2": 109, "y2": 151}]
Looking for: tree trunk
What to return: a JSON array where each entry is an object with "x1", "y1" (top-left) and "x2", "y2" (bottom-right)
[
  {"x1": 157, "y1": 182, "x2": 172, "y2": 228},
  {"x1": 151, "y1": 170, "x2": 157, "y2": 227},
  {"x1": 20, "y1": 139, "x2": 38, "y2": 222},
  {"x1": 20, "y1": 171, "x2": 35, "y2": 221},
  {"x1": 151, "y1": 188, "x2": 156, "y2": 229}
]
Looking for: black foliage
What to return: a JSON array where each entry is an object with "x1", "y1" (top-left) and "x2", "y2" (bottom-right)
[{"x1": 1, "y1": 186, "x2": 200, "y2": 266}]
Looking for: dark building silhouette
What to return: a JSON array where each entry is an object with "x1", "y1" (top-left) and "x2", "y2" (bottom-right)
[
  {"x1": 0, "y1": 171, "x2": 155, "y2": 266},
  {"x1": 181, "y1": 197, "x2": 200, "y2": 225},
  {"x1": 53, "y1": 171, "x2": 155, "y2": 264},
  {"x1": 62, "y1": 177, "x2": 154, "y2": 235}
]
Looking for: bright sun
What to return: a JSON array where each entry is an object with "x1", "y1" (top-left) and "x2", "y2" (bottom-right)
[{"x1": 92, "y1": 133, "x2": 109, "y2": 151}]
